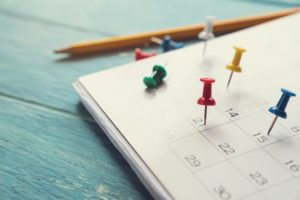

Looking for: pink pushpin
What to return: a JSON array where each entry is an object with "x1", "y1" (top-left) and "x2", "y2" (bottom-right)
[
  {"x1": 197, "y1": 78, "x2": 216, "y2": 125},
  {"x1": 135, "y1": 48, "x2": 156, "y2": 61}
]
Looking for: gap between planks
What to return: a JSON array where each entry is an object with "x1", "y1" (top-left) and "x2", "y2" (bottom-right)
[
  {"x1": 0, "y1": 91, "x2": 95, "y2": 123},
  {"x1": 0, "y1": 8, "x2": 116, "y2": 36}
]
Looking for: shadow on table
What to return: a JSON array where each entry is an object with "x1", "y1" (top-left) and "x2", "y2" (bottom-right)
[
  {"x1": 56, "y1": 53, "x2": 110, "y2": 63},
  {"x1": 55, "y1": 48, "x2": 136, "y2": 63}
]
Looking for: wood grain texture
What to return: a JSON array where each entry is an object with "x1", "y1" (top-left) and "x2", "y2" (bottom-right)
[
  {"x1": 0, "y1": 96, "x2": 151, "y2": 199},
  {"x1": 0, "y1": 14, "x2": 135, "y2": 116},
  {"x1": 0, "y1": 0, "x2": 292, "y2": 35}
]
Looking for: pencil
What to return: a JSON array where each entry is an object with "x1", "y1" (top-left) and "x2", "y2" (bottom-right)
[{"x1": 55, "y1": 7, "x2": 300, "y2": 55}]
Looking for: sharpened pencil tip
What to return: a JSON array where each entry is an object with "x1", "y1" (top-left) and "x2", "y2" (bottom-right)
[
  {"x1": 54, "y1": 47, "x2": 69, "y2": 54},
  {"x1": 150, "y1": 37, "x2": 162, "y2": 45}
]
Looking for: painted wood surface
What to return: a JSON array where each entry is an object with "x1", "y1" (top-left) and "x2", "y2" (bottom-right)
[
  {"x1": 0, "y1": 0, "x2": 292, "y2": 199},
  {"x1": 0, "y1": 0, "x2": 295, "y2": 35},
  {"x1": 0, "y1": 96, "x2": 150, "y2": 199}
]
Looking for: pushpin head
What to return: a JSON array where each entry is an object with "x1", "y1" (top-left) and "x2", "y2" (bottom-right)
[
  {"x1": 269, "y1": 88, "x2": 296, "y2": 119},
  {"x1": 197, "y1": 78, "x2": 216, "y2": 106},
  {"x1": 135, "y1": 48, "x2": 156, "y2": 61},
  {"x1": 162, "y1": 35, "x2": 184, "y2": 52},
  {"x1": 143, "y1": 65, "x2": 167, "y2": 88},
  {"x1": 225, "y1": 46, "x2": 246, "y2": 73},
  {"x1": 198, "y1": 16, "x2": 216, "y2": 40},
  {"x1": 162, "y1": 35, "x2": 172, "y2": 52}
]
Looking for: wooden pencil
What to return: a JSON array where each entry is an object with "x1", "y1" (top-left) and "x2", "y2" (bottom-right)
[{"x1": 55, "y1": 7, "x2": 300, "y2": 55}]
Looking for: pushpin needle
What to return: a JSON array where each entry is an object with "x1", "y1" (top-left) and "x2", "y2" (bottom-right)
[
  {"x1": 202, "y1": 42, "x2": 207, "y2": 56},
  {"x1": 197, "y1": 78, "x2": 216, "y2": 125},
  {"x1": 226, "y1": 71, "x2": 234, "y2": 88},
  {"x1": 267, "y1": 116, "x2": 278, "y2": 135},
  {"x1": 204, "y1": 104, "x2": 208, "y2": 125}
]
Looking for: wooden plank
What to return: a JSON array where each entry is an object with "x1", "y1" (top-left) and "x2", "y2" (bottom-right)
[
  {"x1": 0, "y1": 0, "x2": 291, "y2": 35},
  {"x1": 0, "y1": 1, "x2": 294, "y2": 199},
  {"x1": 0, "y1": 96, "x2": 152, "y2": 199},
  {"x1": 0, "y1": 14, "x2": 135, "y2": 116}
]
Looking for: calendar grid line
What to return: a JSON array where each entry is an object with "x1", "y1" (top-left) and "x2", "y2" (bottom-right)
[
  {"x1": 277, "y1": 119, "x2": 300, "y2": 136},
  {"x1": 233, "y1": 119, "x2": 299, "y2": 179},
  {"x1": 199, "y1": 102, "x2": 299, "y2": 198},
  {"x1": 213, "y1": 106, "x2": 300, "y2": 151},
  {"x1": 178, "y1": 110, "x2": 229, "y2": 131},
  {"x1": 167, "y1": 88, "x2": 300, "y2": 199},
  {"x1": 192, "y1": 148, "x2": 262, "y2": 172},
  {"x1": 174, "y1": 111, "x2": 299, "y2": 149},
  {"x1": 174, "y1": 106, "x2": 267, "y2": 144},
  {"x1": 214, "y1": 106, "x2": 270, "y2": 200},
  {"x1": 182, "y1": 108, "x2": 268, "y2": 199},
  {"x1": 196, "y1": 136, "x2": 268, "y2": 200},
  {"x1": 238, "y1": 190, "x2": 266, "y2": 200},
  {"x1": 251, "y1": 176, "x2": 299, "y2": 196},
  {"x1": 237, "y1": 175, "x2": 300, "y2": 200},
  {"x1": 177, "y1": 104, "x2": 300, "y2": 148},
  {"x1": 228, "y1": 116, "x2": 300, "y2": 198},
  {"x1": 169, "y1": 135, "x2": 267, "y2": 200},
  {"x1": 172, "y1": 106, "x2": 300, "y2": 170},
  {"x1": 170, "y1": 132, "x2": 300, "y2": 176},
  {"x1": 167, "y1": 143, "x2": 219, "y2": 200},
  {"x1": 215, "y1": 105, "x2": 267, "y2": 123}
]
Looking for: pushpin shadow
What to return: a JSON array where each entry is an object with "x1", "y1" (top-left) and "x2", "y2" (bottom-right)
[
  {"x1": 266, "y1": 133, "x2": 294, "y2": 146},
  {"x1": 199, "y1": 56, "x2": 218, "y2": 72},
  {"x1": 144, "y1": 81, "x2": 167, "y2": 96},
  {"x1": 199, "y1": 58, "x2": 214, "y2": 70}
]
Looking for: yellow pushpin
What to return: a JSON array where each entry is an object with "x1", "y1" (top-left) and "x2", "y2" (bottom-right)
[{"x1": 225, "y1": 46, "x2": 246, "y2": 88}]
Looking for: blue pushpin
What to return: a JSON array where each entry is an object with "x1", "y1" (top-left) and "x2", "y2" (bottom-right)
[
  {"x1": 267, "y1": 88, "x2": 296, "y2": 135},
  {"x1": 151, "y1": 35, "x2": 184, "y2": 52}
]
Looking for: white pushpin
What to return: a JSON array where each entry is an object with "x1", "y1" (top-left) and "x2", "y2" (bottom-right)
[{"x1": 198, "y1": 16, "x2": 216, "y2": 55}]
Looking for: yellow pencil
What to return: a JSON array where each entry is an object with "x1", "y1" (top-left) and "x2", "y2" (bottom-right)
[{"x1": 55, "y1": 7, "x2": 300, "y2": 55}]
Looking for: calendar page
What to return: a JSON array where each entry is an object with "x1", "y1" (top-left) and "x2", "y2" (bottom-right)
[{"x1": 77, "y1": 13, "x2": 300, "y2": 200}]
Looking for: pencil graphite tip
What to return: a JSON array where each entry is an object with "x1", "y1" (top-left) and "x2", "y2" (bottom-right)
[{"x1": 54, "y1": 47, "x2": 70, "y2": 54}]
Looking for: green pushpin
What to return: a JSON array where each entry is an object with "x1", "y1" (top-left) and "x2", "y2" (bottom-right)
[{"x1": 143, "y1": 65, "x2": 167, "y2": 88}]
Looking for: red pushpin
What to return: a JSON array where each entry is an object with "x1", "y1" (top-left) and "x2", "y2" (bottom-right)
[
  {"x1": 135, "y1": 48, "x2": 156, "y2": 61},
  {"x1": 197, "y1": 78, "x2": 216, "y2": 125}
]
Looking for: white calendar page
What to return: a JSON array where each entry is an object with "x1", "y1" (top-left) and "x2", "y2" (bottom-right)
[{"x1": 76, "y1": 13, "x2": 300, "y2": 200}]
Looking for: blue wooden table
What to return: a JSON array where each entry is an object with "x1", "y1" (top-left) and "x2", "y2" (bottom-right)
[{"x1": 0, "y1": 0, "x2": 296, "y2": 199}]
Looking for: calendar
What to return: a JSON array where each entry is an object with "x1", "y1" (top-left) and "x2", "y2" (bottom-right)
[
  {"x1": 167, "y1": 90, "x2": 300, "y2": 200},
  {"x1": 74, "y1": 13, "x2": 300, "y2": 200}
]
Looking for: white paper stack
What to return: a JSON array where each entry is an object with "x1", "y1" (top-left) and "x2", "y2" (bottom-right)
[{"x1": 74, "y1": 13, "x2": 300, "y2": 200}]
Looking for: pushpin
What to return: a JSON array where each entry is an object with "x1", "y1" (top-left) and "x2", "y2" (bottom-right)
[
  {"x1": 151, "y1": 35, "x2": 184, "y2": 52},
  {"x1": 225, "y1": 46, "x2": 246, "y2": 88},
  {"x1": 197, "y1": 78, "x2": 216, "y2": 125},
  {"x1": 267, "y1": 88, "x2": 296, "y2": 135},
  {"x1": 198, "y1": 16, "x2": 216, "y2": 55},
  {"x1": 135, "y1": 48, "x2": 157, "y2": 61},
  {"x1": 143, "y1": 64, "x2": 167, "y2": 88}
]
